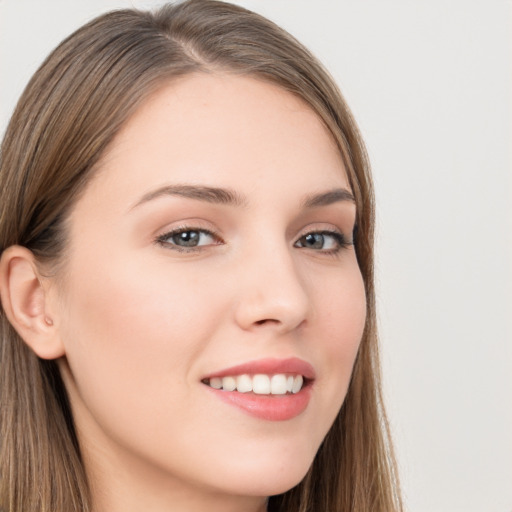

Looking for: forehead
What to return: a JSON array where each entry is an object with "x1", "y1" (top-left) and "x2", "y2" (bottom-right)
[{"x1": 87, "y1": 73, "x2": 350, "y2": 207}]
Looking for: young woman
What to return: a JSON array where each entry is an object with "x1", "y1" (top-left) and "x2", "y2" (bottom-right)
[{"x1": 0, "y1": 1, "x2": 402, "y2": 511}]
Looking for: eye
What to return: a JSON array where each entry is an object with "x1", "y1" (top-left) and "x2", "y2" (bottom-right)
[
  {"x1": 294, "y1": 230, "x2": 350, "y2": 252},
  {"x1": 156, "y1": 227, "x2": 220, "y2": 251}
]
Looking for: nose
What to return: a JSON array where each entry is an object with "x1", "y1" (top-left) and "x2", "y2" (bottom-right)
[{"x1": 233, "y1": 243, "x2": 310, "y2": 334}]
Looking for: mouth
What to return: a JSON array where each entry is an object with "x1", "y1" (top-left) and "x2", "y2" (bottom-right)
[
  {"x1": 202, "y1": 373, "x2": 306, "y2": 395},
  {"x1": 201, "y1": 358, "x2": 314, "y2": 421}
]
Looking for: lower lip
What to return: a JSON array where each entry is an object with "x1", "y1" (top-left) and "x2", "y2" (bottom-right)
[{"x1": 205, "y1": 385, "x2": 312, "y2": 421}]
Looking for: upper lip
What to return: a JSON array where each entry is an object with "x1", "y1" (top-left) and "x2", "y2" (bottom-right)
[{"x1": 203, "y1": 357, "x2": 316, "y2": 380}]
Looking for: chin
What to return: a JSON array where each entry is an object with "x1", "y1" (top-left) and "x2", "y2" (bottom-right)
[
  {"x1": 205, "y1": 447, "x2": 316, "y2": 498},
  {"x1": 225, "y1": 469, "x2": 309, "y2": 498}
]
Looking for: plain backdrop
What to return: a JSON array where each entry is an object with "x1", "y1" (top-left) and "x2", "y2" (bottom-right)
[{"x1": 1, "y1": 1, "x2": 511, "y2": 511}]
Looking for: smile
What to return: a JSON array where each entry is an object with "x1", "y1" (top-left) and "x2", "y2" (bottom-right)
[
  {"x1": 202, "y1": 358, "x2": 314, "y2": 421},
  {"x1": 203, "y1": 373, "x2": 304, "y2": 395}
]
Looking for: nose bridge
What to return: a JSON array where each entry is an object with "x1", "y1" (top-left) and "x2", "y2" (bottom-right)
[{"x1": 233, "y1": 232, "x2": 310, "y2": 332}]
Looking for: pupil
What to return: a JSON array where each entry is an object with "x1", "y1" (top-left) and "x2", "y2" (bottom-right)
[
  {"x1": 174, "y1": 231, "x2": 199, "y2": 247},
  {"x1": 305, "y1": 233, "x2": 323, "y2": 248}
]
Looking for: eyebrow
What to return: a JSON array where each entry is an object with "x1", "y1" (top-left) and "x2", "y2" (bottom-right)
[
  {"x1": 130, "y1": 184, "x2": 247, "y2": 210},
  {"x1": 301, "y1": 188, "x2": 355, "y2": 208},
  {"x1": 130, "y1": 184, "x2": 355, "y2": 211}
]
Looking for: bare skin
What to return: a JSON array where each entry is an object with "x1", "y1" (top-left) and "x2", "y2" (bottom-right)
[{"x1": 2, "y1": 74, "x2": 366, "y2": 512}]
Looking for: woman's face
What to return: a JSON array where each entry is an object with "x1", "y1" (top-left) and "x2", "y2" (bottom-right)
[{"x1": 53, "y1": 74, "x2": 366, "y2": 509}]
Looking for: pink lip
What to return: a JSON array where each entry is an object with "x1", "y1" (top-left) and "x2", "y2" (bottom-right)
[
  {"x1": 204, "y1": 357, "x2": 316, "y2": 380},
  {"x1": 203, "y1": 357, "x2": 315, "y2": 421}
]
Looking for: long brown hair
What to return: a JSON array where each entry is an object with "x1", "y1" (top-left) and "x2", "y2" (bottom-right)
[{"x1": 0, "y1": 1, "x2": 402, "y2": 510}]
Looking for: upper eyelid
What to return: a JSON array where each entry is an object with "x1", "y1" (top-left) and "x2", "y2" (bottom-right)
[
  {"x1": 298, "y1": 226, "x2": 342, "y2": 235},
  {"x1": 295, "y1": 224, "x2": 351, "y2": 240},
  {"x1": 156, "y1": 226, "x2": 220, "y2": 239},
  {"x1": 155, "y1": 221, "x2": 219, "y2": 237}
]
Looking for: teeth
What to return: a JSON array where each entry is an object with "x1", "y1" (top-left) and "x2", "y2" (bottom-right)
[
  {"x1": 222, "y1": 376, "x2": 237, "y2": 391},
  {"x1": 236, "y1": 374, "x2": 252, "y2": 393},
  {"x1": 291, "y1": 375, "x2": 303, "y2": 394},
  {"x1": 270, "y1": 374, "x2": 288, "y2": 395},
  {"x1": 206, "y1": 373, "x2": 305, "y2": 394},
  {"x1": 210, "y1": 377, "x2": 222, "y2": 389},
  {"x1": 253, "y1": 374, "x2": 270, "y2": 394}
]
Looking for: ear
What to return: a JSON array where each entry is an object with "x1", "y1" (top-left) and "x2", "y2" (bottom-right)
[{"x1": 0, "y1": 245, "x2": 65, "y2": 359}]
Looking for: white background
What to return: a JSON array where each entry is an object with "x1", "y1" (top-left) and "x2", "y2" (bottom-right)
[{"x1": 1, "y1": 1, "x2": 510, "y2": 511}]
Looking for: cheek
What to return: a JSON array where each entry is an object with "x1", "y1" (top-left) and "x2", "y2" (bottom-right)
[
  {"x1": 64, "y1": 251, "x2": 217, "y2": 345},
  {"x1": 315, "y1": 255, "x2": 366, "y2": 345},
  {"x1": 57, "y1": 254, "x2": 222, "y2": 425},
  {"x1": 311, "y1": 261, "x2": 366, "y2": 413}
]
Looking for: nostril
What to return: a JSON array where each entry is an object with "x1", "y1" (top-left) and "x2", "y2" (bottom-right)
[{"x1": 254, "y1": 318, "x2": 279, "y2": 326}]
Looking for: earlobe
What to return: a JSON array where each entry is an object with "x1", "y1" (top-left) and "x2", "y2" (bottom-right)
[{"x1": 0, "y1": 245, "x2": 65, "y2": 359}]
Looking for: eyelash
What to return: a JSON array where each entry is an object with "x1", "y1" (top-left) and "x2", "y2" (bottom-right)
[
  {"x1": 294, "y1": 229, "x2": 353, "y2": 255},
  {"x1": 155, "y1": 226, "x2": 354, "y2": 254},
  {"x1": 155, "y1": 226, "x2": 222, "y2": 253}
]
